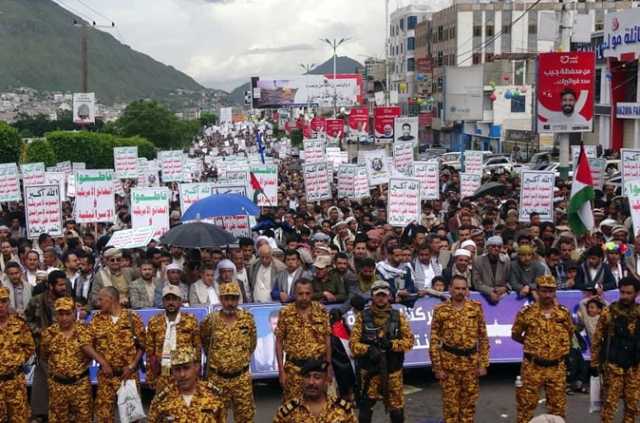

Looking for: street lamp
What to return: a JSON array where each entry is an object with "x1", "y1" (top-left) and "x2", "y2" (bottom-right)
[{"x1": 321, "y1": 37, "x2": 350, "y2": 117}]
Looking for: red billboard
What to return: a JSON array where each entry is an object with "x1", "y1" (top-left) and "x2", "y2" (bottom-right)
[
  {"x1": 310, "y1": 117, "x2": 327, "y2": 137},
  {"x1": 326, "y1": 118, "x2": 344, "y2": 139},
  {"x1": 537, "y1": 52, "x2": 595, "y2": 133},
  {"x1": 374, "y1": 106, "x2": 401, "y2": 144}
]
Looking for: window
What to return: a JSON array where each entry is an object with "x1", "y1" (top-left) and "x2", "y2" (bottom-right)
[
  {"x1": 486, "y1": 53, "x2": 495, "y2": 62},
  {"x1": 438, "y1": 26, "x2": 444, "y2": 42},
  {"x1": 595, "y1": 68, "x2": 602, "y2": 103},
  {"x1": 408, "y1": 16, "x2": 418, "y2": 30},
  {"x1": 472, "y1": 53, "x2": 482, "y2": 64},
  {"x1": 450, "y1": 27, "x2": 456, "y2": 39},
  {"x1": 473, "y1": 26, "x2": 482, "y2": 37},
  {"x1": 511, "y1": 95, "x2": 526, "y2": 113},
  {"x1": 407, "y1": 58, "x2": 416, "y2": 72},
  {"x1": 407, "y1": 37, "x2": 416, "y2": 51},
  {"x1": 437, "y1": 51, "x2": 443, "y2": 66},
  {"x1": 450, "y1": 54, "x2": 456, "y2": 66},
  {"x1": 502, "y1": 25, "x2": 511, "y2": 35},
  {"x1": 400, "y1": 18, "x2": 404, "y2": 31},
  {"x1": 486, "y1": 25, "x2": 494, "y2": 37},
  {"x1": 528, "y1": 24, "x2": 537, "y2": 34}
]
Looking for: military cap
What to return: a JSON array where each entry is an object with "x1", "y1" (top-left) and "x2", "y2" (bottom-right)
[
  {"x1": 103, "y1": 248, "x2": 122, "y2": 259},
  {"x1": 162, "y1": 284, "x2": 183, "y2": 299},
  {"x1": 171, "y1": 347, "x2": 198, "y2": 367},
  {"x1": 517, "y1": 245, "x2": 534, "y2": 255},
  {"x1": 0, "y1": 287, "x2": 9, "y2": 300},
  {"x1": 219, "y1": 281, "x2": 241, "y2": 297},
  {"x1": 371, "y1": 280, "x2": 391, "y2": 296},
  {"x1": 54, "y1": 297, "x2": 75, "y2": 312},
  {"x1": 536, "y1": 275, "x2": 557, "y2": 289},
  {"x1": 300, "y1": 359, "x2": 328, "y2": 376}
]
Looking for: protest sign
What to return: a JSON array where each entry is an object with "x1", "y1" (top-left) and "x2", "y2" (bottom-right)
[
  {"x1": 303, "y1": 162, "x2": 332, "y2": 202},
  {"x1": 21, "y1": 162, "x2": 45, "y2": 187},
  {"x1": 211, "y1": 183, "x2": 247, "y2": 196},
  {"x1": 72, "y1": 162, "x2": 86, "y2": 171},
  {"x1": 212, "y1": 215, "x2": 251, "y2": 238},
  {"x1": 0, "y1": 163, "x2": 21, "y2": 203},
  {"x1": 348, "y1": 106, "x2": 369, "y2": 142},
  {"x1": 412, "y1": 161, "x2": 439, "y2": 200},
  {"x1": 131, "y1": 187, "x2": 170, "y2": 238},
  {"x1": 460, "y1": 173, "x2": 482, "y2": 198},
  {"x1": 179, "y1": 183, "x2": 214, "y2": 215},
  {"x1": 394, "y1": 116, "x2": 419, "y2": 147},
  {"x1": 337, "y1": 164, "x2": 356, "y2": 199},
  {"x1": 374, "y1": 106, "x2": 401, "y2": 144},
  {"x1": 107, "y1": 227, "x2": 156, "y2": 250},
  {"x1": 44, "y1": 172, "x2": 66, "y2": 200},
  {"x1": 387, "y1": 177, "x2": 421, "y2": 227},
  {"x1": 73, "y1": 92, "x2": 95, "y2": 124},
  {"x1": 114, "y1": 146, "x2": 139, "y2": 179},
  {"x1": 518, "y1": 171, "x2": 555, "y2": 222},
  {"x1": 353, "y1": 165, "x2": 370, "y2": 200},
  {"x1": 74, "y1": 170, "x2": 115, "y2": 223},
  {"x1": 621, "y1": 149, "x2": 640, "y2": 195},
  {"x1": 363, "y1": 149, "x2": 390, "y2": 186},
  {"x1": 158, "y1": 150, "x2": 185, "y2": 183},
  {"x1": 463, "y1": 151, "x2": 484, "y2": 175},
  {"x1": 249, "y1": 166, "x2": 278, "y2": 206},
  {"x1": 326, "y1": 147, "x2": 348, "y2": 169},
  {"x1": 326, "y1": 118, "x2": 344, "y2": 145},
  {"x1": 625, "y1": 180, "x2": 640, "y2": 237},
  {"x1": 24, "y1": 184, "x2": 62, "y2": 239},
  {"x1": 302, "y1": 138, "x2": 326, "y2": 164},
  {"x1": 57, "y1": 161, "x2": 72, "y2": 176},
  {"x1": 138, "y1": 171, "x2": 160, "y2": 187},
  {"x1": 66, "y1": 173, "x2": 76, "y2": 198},
  {"x1": 393, "y1": 140, "x2": 414, "y2": 174}
]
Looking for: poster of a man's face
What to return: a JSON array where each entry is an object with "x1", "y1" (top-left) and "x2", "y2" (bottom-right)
[
  {"x1": 394, "y1": 117, "x2": 418, "y2": 143},
  {"x1": 561, "y1": 88, "x2": 577, "y2": 116}
]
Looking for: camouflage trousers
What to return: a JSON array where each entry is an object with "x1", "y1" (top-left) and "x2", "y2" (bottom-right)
[
  {"x1": 283, "y1": 361, "x2": 304, "y2": 403},
  {"x1": 516, "y1": 359, "x2": 566, "y2": 423},
  {"x1": 95, "y1": 373, "x2": 138, "y2": 423},
  {"x1": 208, "y1": 369, "x2": 255, "y2": 422},
  {"x1": 48, "y1": 377, "x2": 93, "y2": 423},
  {"x1": 359, "y1": 368, "x2": 405, "y2": 411},
  {"x1": 0, "y1": 374, "x2": 29, "y2": 423},
  {"x1": 600, "y1": 363, "x2": 640, "y2": 423},
  {"x1": 439, "y1": 369, "x2": 479, "y2": 423}
]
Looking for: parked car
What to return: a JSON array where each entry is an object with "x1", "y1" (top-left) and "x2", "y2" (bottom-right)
[{"x1": 483, "y1": 155, "x2": 516, "y2": 174}]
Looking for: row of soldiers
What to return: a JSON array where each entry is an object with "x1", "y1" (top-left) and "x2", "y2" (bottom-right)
[{"x1": 0, "y1": 271, "x2": 639, "y2": 422}]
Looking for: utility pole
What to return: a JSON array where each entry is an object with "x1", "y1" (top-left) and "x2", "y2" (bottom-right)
[
  {"x1": 74, "y1": 20, "x2": 90, "y2": 92},
  {"x1": 300, "y1": 63, "x2": 315, "y2": 117},
  {"x1": 557, "y1": 0, "x2": 576, "y2": 180},
  {"x1": 385, "y1": 0, "x2": 391, "y2": 106},
  {"x1": 322, "y1": 38, "x2": 350, "y2": 117}
]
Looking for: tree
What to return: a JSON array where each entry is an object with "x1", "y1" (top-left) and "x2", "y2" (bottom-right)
[
  {"x1": 11, "y1": 111, "x2": 101, "y2": 138},
  {"x1": 111, "y1": 100, "x2": 196, "y2": 149},
  {"x1": 24, "y1": 139, "x2": 56, "y2": 166},
  {"x1": 199, "y1": 112, "x2": 218, "y2": 127},
  {"x1": 290, "y1": 128, "x2": 303, "y2": 148},
  {"x1": 0, "y1": 122, "x2": 23, "y2": 163}
]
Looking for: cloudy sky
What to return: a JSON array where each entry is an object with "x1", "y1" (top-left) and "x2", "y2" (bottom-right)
[{"x1": 52, "y1": 0, "x2": 441, "y2": 92}]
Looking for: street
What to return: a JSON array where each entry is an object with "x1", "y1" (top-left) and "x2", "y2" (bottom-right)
[{"x1": 250, "y1": 364, "x2": 611, "y2": 423}]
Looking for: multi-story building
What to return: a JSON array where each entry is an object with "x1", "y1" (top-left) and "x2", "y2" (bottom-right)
[{"x1": 389, "y1": 4, "x2": 432, "y2": 103}]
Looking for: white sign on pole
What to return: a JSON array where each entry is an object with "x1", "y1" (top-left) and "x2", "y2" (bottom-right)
[
  {"x1": 363, "y1": 149, "x2": 390, "y2": 187},
  {"x1": 621, "y1": 149, "x2": 640, "y2": 195},
  {"x1": 131, "y1": 187, "x2": 171, "y2": 238},
  {"x1": 625, "y1": 180, "x2": 640, "y2": 237},
  {"x1": 107, "y1": 227, "x2": 156, "y2": 250},
  {"x1": 24, "y1": 184, "x2": 63, "y2": 239},
  {"x1": 463, "y1": 151, "x2": 484, "y2": 175},
  {"x1": 354, "y1": 165, "x2": 370, "y2": 200},
  {"x1": 303, "y1": 138, "x2": 326, "y2": 164},
  {"x1": 44, "y1": 172, "x2": 67, "y2": 200},
  {"x1": 72, "y1": 92, "x2": 96, "y2": 124},
  {"x1": 387, "y1": 177, "x2": 421, "y2": 227},
  {"x1": 394, "y1": 116, "x2": 419, "y2": 147},
  {"x1": 220, "y1": 107, "x2": 233, "y2": 124},
  {"x1": 0, "y1": 163, "x2": 21, "y2": 203},
  {"x1": 303, "y1": 162, "x2": 332, "y2": 202},
  {"x1": 460, "y1": 173, "x2": 482, "y2": 198},
  {"x1": 66, "y1": 173, "x2": 76, "y2": 198},
  {"x1": 337, "y1": 165, "x2": 356, "y2": 199},
  {"x1": 519, "y1": 171, "x2": 555, "y2": 223},
  {"x1": 74, "y1": 170, "x2": 115, "y2": 223},
  {"x1": 249, "y1": 166, "x2": 278, "y2": 206},
  {"x1": 393, "y1": 140, "x2": 414, "y2": 174},
  {"x1": 114, "y1": 147, "x2": 139, "y2": 179},
  {"x1": 212, "y1": 215, "x2": 251, "y2": 238},
  {"x1": 179, "y1": 183, "x2": 214, "y2": 215},
  {"x1": 21, "y1": 163, "x2": 45, "y2": 187},
  {"x1": 159, "y1": 150, "x2": 185, "y2": 183},
  {"x1": 412, "y1": 161, "x2": 440, "y2": 200},
  {"x1": 57, "y1": 161, "x2": 72, "y2": 176}
]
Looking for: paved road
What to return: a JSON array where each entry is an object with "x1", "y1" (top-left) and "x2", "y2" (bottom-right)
[{"x1": 250, "y1": 364, "x2": 613, "y2": 423}]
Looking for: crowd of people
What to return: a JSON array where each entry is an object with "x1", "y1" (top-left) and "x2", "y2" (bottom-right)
[{"x1": 0, "y1": 120, "x2": 639, "y2": 423}]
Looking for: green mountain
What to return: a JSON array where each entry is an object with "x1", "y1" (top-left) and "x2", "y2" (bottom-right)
[{"x1": 0, "y1": 0, "x2": 204, "y2": 104}]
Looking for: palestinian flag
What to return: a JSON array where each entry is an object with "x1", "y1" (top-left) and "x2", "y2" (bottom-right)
[
  {"x1": 250, "y1": 171, "x2": 269, "y2": 205},
  {"x1": 568, "y1": 145, "x2": 595, "y2": 236}
]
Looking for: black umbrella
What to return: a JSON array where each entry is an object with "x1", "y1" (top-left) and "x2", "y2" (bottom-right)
[
  {"x1": 473, "y1": 182, "x2": 509, "y2": 198},
  {"x1": 160, "y1": 222, "x2": 236, "y2": 248}
]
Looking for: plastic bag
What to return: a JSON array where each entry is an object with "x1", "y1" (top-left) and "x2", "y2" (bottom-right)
[
  {"x1": 117, "y1": 379, "x2": 146, "y2": 423},
  {"x1": 589, "y1": 376, "x2": 601, "y2": 413}
]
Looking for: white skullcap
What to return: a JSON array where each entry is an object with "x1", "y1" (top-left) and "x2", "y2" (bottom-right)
[
  {"x1": 166, "y1": 262, "x2": 183, "y2": 272},
  {"x1": 454, "y1": 249, "x2": 472, "y2": 258},
  {"x1": 461, "y1": 240, "x2": 476, "y2": 250},
  {"x1": 216, "y1": 259, "x2": 236, "y2": 271}
]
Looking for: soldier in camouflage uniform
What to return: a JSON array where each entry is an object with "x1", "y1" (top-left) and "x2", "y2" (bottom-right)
[
  {"x1": 511, "y1": 275, "x2": 573, "y2": 423},
  {"x1": 0, "y1": 286, "x2": 35, "y2": 423},
  {"x1": 350, "y1": 280, "x2": 414, "y2": 423},
  {"x1": 40, "y1": 297, "x2": 112, "y2": 423},
  {"x1": 147, "y1": 346, "x2": 225, "y2": 423},
  {"x1": 275, "y1": 278, "x2": 331, "y2": 403},
  {"x1": 429, "y1": 275, "x2": 489, "y2": 423},
  {"x1": 89, "y1": 287, "x2": 145, "y2": 423},
  {"x1": 273, "y1": 359, "x2": 357, "y2": 423},
  {"x1": 146, "y1": 284, "x2": 201, "y2": 393},
  {"x1": 200, "y1": 281, "x2": 257, "y2": 421},
  {"x1": 590, "y1": 277, "x2": 640, "y2": 423}
]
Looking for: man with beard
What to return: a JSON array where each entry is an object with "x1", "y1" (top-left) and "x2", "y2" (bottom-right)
[
  {"x1": 0, "y1": 287, "x2": 35, "y2": 423},
  {"x1": 90, "y1": 248, "x2": 135, "y2": 308},
  {"x1": 200, "y1": 282, "x2": 257, "y2": 421},
  {"x1": 145, "y1": 285, "x2": 201, "y2": 393},
  {"x1": 273, "y1": 360, "x2": 357, "y2": 422},
  {"x1": 25, "y1": 269, "x2": 71, "y2": 422},
  {"x1": 590, "y1": 277, "x2": 640, "y2": 423},
  {"x1": 512, "y1": 275, "x2": 573, "y2": 423},
  {"x1": 129, "y1": 260, "x2": 162, "y2": 309},
  {"x1": 430, "y1": 275, "x2": 489, "y2": 422},
  {"x1": 276, "y1": 278, "x2": 331, "y2": 402},
  {"x1": 147, "y1": 346, "x2": 224, "y2": 423},
  {"x1": 350, "y1": 281, "x2": 414, "y2": 423}
]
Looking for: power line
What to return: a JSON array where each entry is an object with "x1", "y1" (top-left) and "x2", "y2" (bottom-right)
[
  {"x1": 55, "y1": 0, "x2": 93, "y2": 23},
  {"x1": 71, "y1": 0, "x2": 113, "y2": 24}
]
